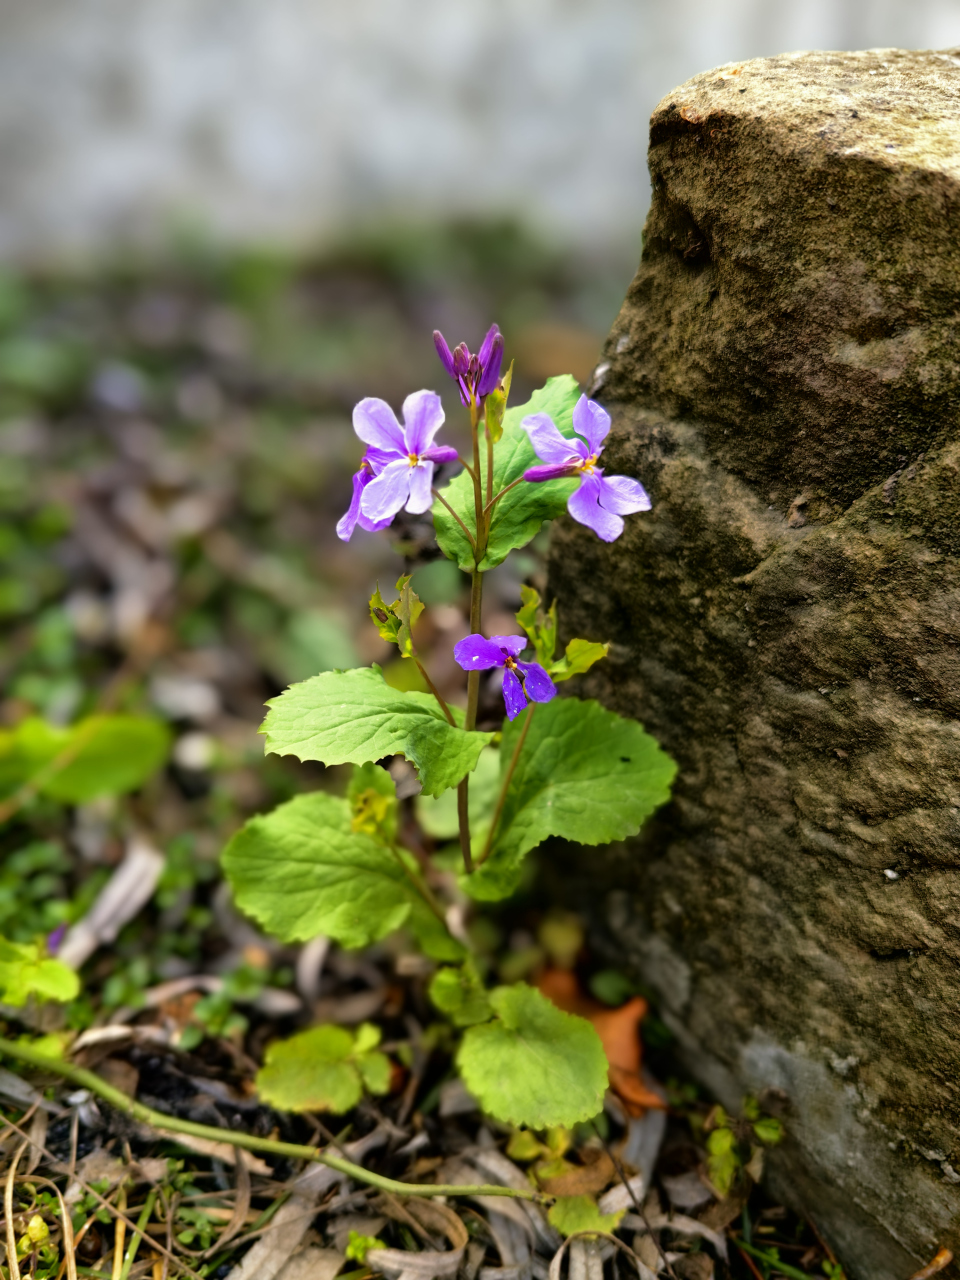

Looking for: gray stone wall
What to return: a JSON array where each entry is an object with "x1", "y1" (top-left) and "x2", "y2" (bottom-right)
[{"x1": 549, "y1": 48, "x2": 960, "y2": 1279}]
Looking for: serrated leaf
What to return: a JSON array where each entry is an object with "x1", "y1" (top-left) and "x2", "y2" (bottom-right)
[
  {"x1": 256, "y1": 1023, "x2": 391, "y2": 1114},
  {"x1": 369, "y1": 583, "x2": 401, "y2": 644},
  {"x1": 0, "y1": 936, "x2": 80, "y2": 1006},
  {"x1": 261, "y1": 666, "x2": 493, "y2": 798},
  {"x1": 433, "y1": 377, "x2": 580, "y2": 572},
  {"x1": 547, "y1": 1196, "x2": 624, "y2": 1239},
  {"x1": 456, "y1": 983, "x2": 607, "y2": 1127},
  {"x1": 0, "y1": 715, "x2": 170, "y2": 806},
  {"x1": 395, "y1": 575, "x2": 425, "y2": 658},
  {"x1": 429, "y1": 961, "x2": 493, "y2": 1027},
  {"x1": 465, "y1": 698, "x2": 676, "y2": 901},
  {"x1": 222, "y1": 791, "x2": 462, "y2": 959}
]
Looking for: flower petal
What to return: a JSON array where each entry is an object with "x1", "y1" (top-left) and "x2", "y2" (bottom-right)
[
  {"x1": 572, "y1": 395, "x2": 611, "y2": 455},
  {"x1": 353, "y1": 398, "x2": 406, "y2": 455},
  {"x1": 357, "y1": 510, "x2": 393, "y2": 533},
  {"x1": 522, "y1": 413, "x2": 586, "y2": 466},
  {"x1": 454, "y1": 634, "x2": 508, "y2": 670},
  {"x1": 359, "y1": 459, "x2": 412, "y2": 523},
  {"x1": 502, "y1": 669, "x2": 528, "y2": 720},
  {"x1": 336, "y1": 468, "x2": 368, "y2": 542},
  {"x1": 477, "y1": 331, "x2": 504, "y2": 397},
  {"x1": 402, "y1": 389, "x2": 445, "y2": 455},
  {"x1": 433, "y1": 330, "x2": 456, "y2": 378},
  {"x1": 363, "y1": 445, "x2": 396, "y2": 474},
  {"x1": 567, "y1": 469, "x2": 624, "y2": 542},
  {"x1": 518, "y1": 661, "x2": 556, "y2": 703},
  {"x1": 524, "y1": 462, "x2": 578, "y2": 483},
  {"x1": 478, "y1": 323, "x2": 501, "y2": 368},
  {"x1": 405, "y1": 461, "x2": 434, "y2": 514},
  {"x1": 489, "y1": 634, "x2": 527, "y2": 658},
  {"x1": 598, "y1": 472, "x2": 652, "y2": 515}
]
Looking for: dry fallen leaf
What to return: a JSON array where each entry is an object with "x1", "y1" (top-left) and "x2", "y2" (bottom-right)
[{"x1": 537, "y1": 969, "x2": 666, "y2": 1116}]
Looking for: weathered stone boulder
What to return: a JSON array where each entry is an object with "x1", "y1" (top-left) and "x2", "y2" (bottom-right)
[{"x1": 549, "y1": 48, "x2": 960, "y2": 1278}]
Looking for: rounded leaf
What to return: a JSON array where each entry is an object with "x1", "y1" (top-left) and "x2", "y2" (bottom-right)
[{"x1": 456, "y1": 983, "x2": 607, "y2": 1127}]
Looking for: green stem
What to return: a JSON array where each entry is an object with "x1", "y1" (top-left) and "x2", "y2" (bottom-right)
[
  {"x1": 734, "y1": 1240, "x2": 815, "y2": 1280},
  {"x1": 0, "y1": 1037, "x2": 546, "y2": 1204},
  {"x1": 476, "y1": 703, "x2": 534, "y2": 867},
  {"x1": 456, "y1": 782, "x2": 473, "y2": 875},
  {"x1": 413, "y1": 658, "x2": 455, "y2": 727},
  {"x1": 431, "y1": 487, "x2": 476, "y2": 555},
  {"x1": 482, "y1": 475, "x2": 525, "y2": 518},
  {"x1": 118, "y1": 1189, "x2": 156, "y2": 1280},
  {"x1": 387, "y1": 842, "x2": 447, "y2": 925},
  {"x1": 485, "y1": 423, "x2": 494, "y2": 529}
]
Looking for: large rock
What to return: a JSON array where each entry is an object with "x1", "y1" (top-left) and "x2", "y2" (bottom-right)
[{"x1": 549, "y1": 48, "x2": 960, "y2": 1277}]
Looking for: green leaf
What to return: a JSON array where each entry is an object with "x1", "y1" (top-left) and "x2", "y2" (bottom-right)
[
  {"x1": 516, "y1": 585, "x2": 558, "y2": 666},
  {"x1": 433, "y1": 377, "x2": 580, "y2": 572},
  {"x1": 0, "y1": 715, "x2": 170, "y2": 806},
  {"x1": 465, "y1": 698, "x2": 676, "y2": 901},
  {"x1": 347, "y1": 762, "x2": 397, "y2": 841},
  {"x1": 429, "y1": 961, "x2": 493, "y2": 1027},
  {"x1": 0, "y1": 936, "x2": 79, "y2": 1006},
  {"x1": 514, "y1": 587, "x2": 607, "y2": 682},
  {"x1": 222, "y1": 791, "x2": 462, "y2": 959},
  {"x1": 456, "y1": 983, "x2": 607, "y2": 1127},
  {"x1": 550, "y1": 638, "x2": 610, "y2": 684},
  {"x1": 261, "y1": 666, "x2": 493, "y2": 798},
  {"x1": 547, "y1": 1196, "x2": 625, "y2": 1239},
  {"x1": 752, "y1": 1116, "x2": 784, "y2": 1146},
  {"x1": 417, "y1": 745, "x2": 500, "y2": 841},
  {"x1": 345, "y1": 1231, "x2": 387, "y2": 1263},
  {"x1": 256, "y1": 1023, "x2": 391, "y2": 1114},
  {"x1": 41, "y1": 716, "x2": 171, "y2": 803},
  {"x1": 706, "y1": 1125, "x2": 739, "y2": 1197},
  {"x1": 483, "y1": 360, "x2": 513, "y2": 444},
  {"x1": 369, "y1": 583, "x2": 401, "y2": 644},
  {"x1": 369, "y1": 577, "x2": 425, "y2": 657}
]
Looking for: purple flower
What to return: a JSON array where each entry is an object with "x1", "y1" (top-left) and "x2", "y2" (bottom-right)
[
  {"x1": 521, "y1": 395, "x2": 651, "y2": 542},
  {"x1": 47, "y1": 923, "x2": 67, "y2": 955},
  {"x1": 434, "y1": 324, "x2": 504, "y2": 406},
  {"x1": 453, "y1": 633, "x2": 556, "y2": 721},
  {"x1": 337, "y1": 391, "x2": 459, "y2": 541}
]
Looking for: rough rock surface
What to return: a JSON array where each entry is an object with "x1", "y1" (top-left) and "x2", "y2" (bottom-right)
[{"x1": 548, "y1": 48, "x2": 960, "y2": 1278}]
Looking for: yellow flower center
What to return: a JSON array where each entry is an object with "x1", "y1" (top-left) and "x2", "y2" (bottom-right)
[
  {"x1": 407, "y1": 452, "x2": 419, "y2": 466},
  {"x1": 579, "y1": 455, "x2": 598, "y2": 474}
]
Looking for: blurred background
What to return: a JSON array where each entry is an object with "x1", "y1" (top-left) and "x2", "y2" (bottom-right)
[
  {"x1": 2, "y1": 0, "x2": 960, "y2": 271},
  {"x1": 0, "y1": 0, "x2": 959, "y2": 1046}
]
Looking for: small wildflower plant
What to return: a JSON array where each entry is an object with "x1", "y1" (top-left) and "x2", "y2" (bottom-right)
[{"x1": 222, "y1": 327, "x2": 676, "y2": 1127}]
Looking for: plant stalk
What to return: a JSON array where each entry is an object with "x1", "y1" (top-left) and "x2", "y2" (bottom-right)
[
  {"x1": 413, "y1": 659, "x2": 455, "y2": 727},
  {"x1": 476, "y1": 703, "x2": 534, "y2": 867},
  {"x1": 0, "y1": 1037, "x2": 546, "y2": 1204}
]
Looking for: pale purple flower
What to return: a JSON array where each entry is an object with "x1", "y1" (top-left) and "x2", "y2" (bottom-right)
[
  {"x1": 521, "y1": 395, "x2": 651, "y2": 542},
  {"x1": 336, "y1": 453, "x2": 394, "y2": 541},
  {"x1": 453, "y1": 633, "x2": 556, "y2": 721},
  {"x1": 338, "y1": 391, "x2": 459, "y2": 540},
  {"x1": 433, "y1": 324, "x2": 504, "y2": 406}
]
